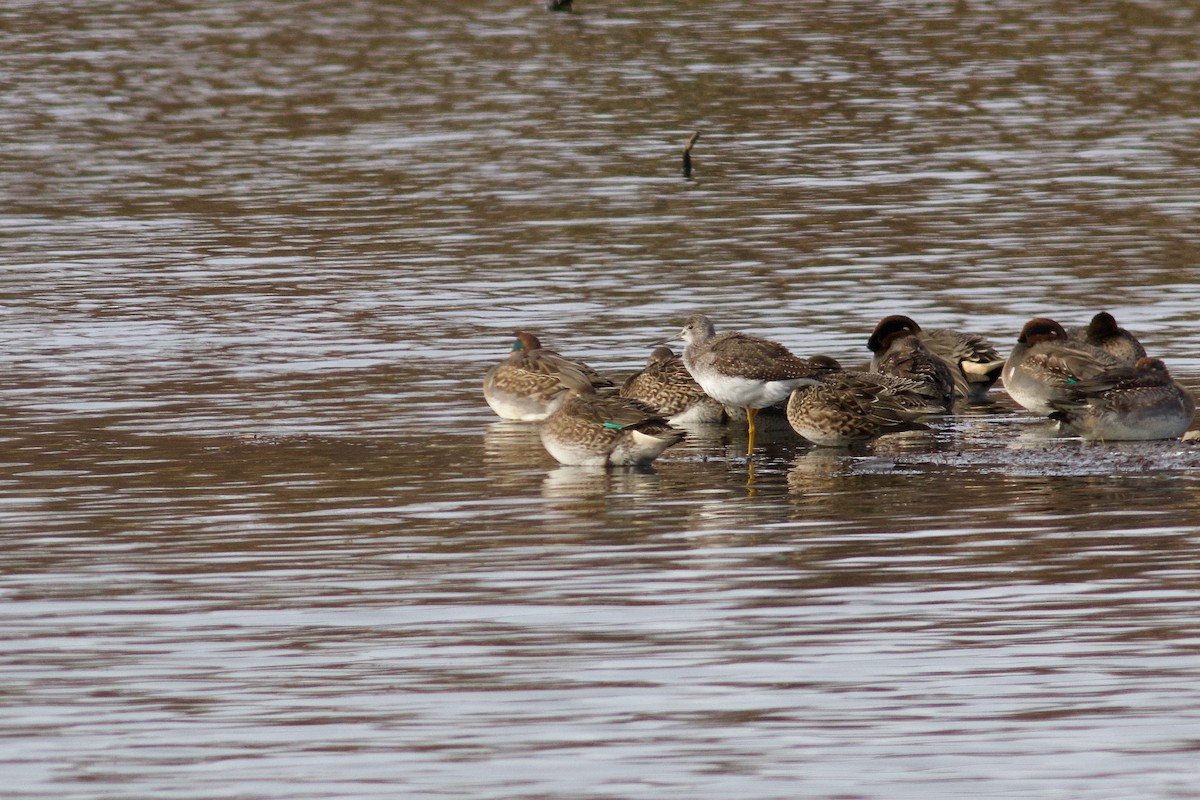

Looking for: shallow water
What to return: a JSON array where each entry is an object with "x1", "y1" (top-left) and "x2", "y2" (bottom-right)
[{"x1": 3, "y1": 1, "x2": 1200, "y2": 798}]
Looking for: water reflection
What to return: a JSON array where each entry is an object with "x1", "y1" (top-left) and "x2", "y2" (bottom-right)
[{"x1": 483, "y1": 420, "x2": 551, "y2": 472}]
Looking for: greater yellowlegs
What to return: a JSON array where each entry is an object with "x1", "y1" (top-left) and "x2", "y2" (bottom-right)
[{"x1": 679, "y1": 314, "x2": 820, "y2": 455}]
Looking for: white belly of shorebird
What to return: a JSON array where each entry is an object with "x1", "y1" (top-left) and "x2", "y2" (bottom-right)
[{"x1": 697, "y1": 375, "x2": 812, "y2": 410}]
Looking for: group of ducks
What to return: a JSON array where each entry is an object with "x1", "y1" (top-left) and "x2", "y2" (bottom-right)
[{"x1": 482, "y1": 312, "x2": 1197, "y2": 467}]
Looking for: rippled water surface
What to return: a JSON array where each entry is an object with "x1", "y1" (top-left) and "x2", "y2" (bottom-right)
[{"x1": 3, "y1": 1, "x2": 1200, "y2": 797}]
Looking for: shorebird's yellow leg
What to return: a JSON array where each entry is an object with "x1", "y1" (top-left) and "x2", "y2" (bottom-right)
[{"x1": 745, "y1": 407, "x2": 758, "y2": 455}]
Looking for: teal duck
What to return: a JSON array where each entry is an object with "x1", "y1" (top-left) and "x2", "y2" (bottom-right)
[
  {"x1": 1003, "y1": 318, "x2": 1124, "y2": 416},
  {"x1": 1048, "y1": 357, "x2": 1195, "y2": 440},
  {"x1": 787, "y1": 357, "x2": 942, "y2": 447},
  {"x1": 868, "y1": 315, "x2": 1004, "y2": 404},
  {"x1": 811, "y1": 355, "x2": 950, "y2": 413},
  {"x1": 619, "y1": 346, "x2": 726, "y2": 425},
  {"x1": 865, "y1": 317, "x2": 957, "y2": 410},
  {"x1": 1067, "y1": 311, "x2": 1147, "y2": 363},
  {"x1": 539, "y1": 392, "x2": 686, "y2": 466},
  {"x1": 483, "y1": 331, "x2": 614, "y2": 421}
]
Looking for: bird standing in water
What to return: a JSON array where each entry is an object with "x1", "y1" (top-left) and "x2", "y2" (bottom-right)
[
  {"x1": 868, "y1": 315, "x2": 1006, "y2": 403},
  {"x1": 679, "y1": 314, "x2": 820, "y2": 456},
  {"x1": 866, "y1": 316, "x2": 958, "y2": 410}
]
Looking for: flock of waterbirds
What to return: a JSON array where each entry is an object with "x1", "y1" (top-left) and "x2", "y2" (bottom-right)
[{"x1": 483, "y1": 312, "x2": 1197, "y2": 467}]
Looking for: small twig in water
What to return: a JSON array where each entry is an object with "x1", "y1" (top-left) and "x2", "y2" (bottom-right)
[{"x1": 682, "y1": 131, "x2": 701, "y2": 178}]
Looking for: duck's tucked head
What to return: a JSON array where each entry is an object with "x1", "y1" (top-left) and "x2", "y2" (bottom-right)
[
  {"x1": 808, "y1": 354, "x2": 844, "y2": 375},
  {"x1": 1086, "y1": 311, "x2": 1120, "y2": 339},
  {"x1": 512, "y1": 331, "x2": 543, "y2": 352},
  {"x1": 867, "y1": 315, "x2": 921, "y2": 353},
  {"x1": 1017, "y1": 318, "x2": 1067, "y2": 346},
  {"x1": 879, "y1": 332, "x2": 925, "y2": 355},
  {"x1": 1135, "y1": 357, "x2": 1168, "y2": 375},
  {"x1": 647, "y1": 346, "x2": 676, "y2": 364},
  {"x1": 679, "y1": 314, "x2": 716, "y2": 345}
]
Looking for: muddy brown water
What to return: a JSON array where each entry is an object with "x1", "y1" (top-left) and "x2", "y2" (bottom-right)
[{"x1": 3, "y1": 2, "x2": 1200, "y2": 797}]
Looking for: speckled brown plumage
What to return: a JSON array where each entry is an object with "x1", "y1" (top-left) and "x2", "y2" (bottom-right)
[
  {"x1": 539, "y1": 392, "x2": 686, "y2": 466},
  {"x1": 786, "y1": 379, "x2": 934, "y2": 447},
  {"x1": 868, "y1": 323, "x2": 957, "y2": 411},
  {"x1": 679, "y1": 314, "x2": 821, "y2": 455},
  {"x1": 483, "y1": 331, "x2": 615, "y2": 421},
  {"x1": 811, "y1": 356, "x2": 949, "y2": 415},
  {"x1": 619, "y1": 347, "x2": 725, "y2": 424}
]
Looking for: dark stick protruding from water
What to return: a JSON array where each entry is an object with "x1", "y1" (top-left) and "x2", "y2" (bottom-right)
[
  {"x1": 682, "y1": 131, "x2": 701, "y2": 178},
  {"x1": 546, "y1": 0, "x2": 572, "y2": 11}
]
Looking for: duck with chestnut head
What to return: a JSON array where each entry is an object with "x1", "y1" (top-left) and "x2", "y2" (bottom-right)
[
  {"x1": 1002, "y1": 317, "x2": 1125, "y2": 416},
  {"x1": 1067, "y1": 311, "x2": 1147, "y2": 363}
]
